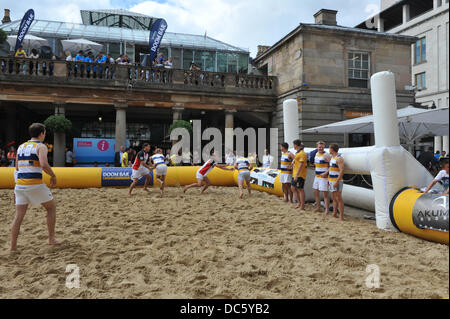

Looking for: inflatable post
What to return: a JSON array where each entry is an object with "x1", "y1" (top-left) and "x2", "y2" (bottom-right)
[{"x1": 283, "y1": 99, "x2": 299, "y2": 152}]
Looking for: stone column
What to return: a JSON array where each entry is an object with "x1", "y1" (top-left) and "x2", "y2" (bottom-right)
[
  {"x1": 402, "y1": 4, "x2": 410, "y2": 24},
  {"x1": 172, "y1": 107, "x2": 184, "y2": 123},
  {"x1": 115, "y1": 103, "x2": 128, "y2": 152},
  {"x1": 224, "y1": 109, "x2": 236, "y2": 154},
  {"x1": 4, "y1": 103, "x2": 17, "y2": 145},
  {"x1": 433, "y1": 0, "x2": 440, "y2": 9},
  {"x1": 443, "y1": 136, "x2": 449, "y2": 155},
  {"x1": 434, "y1": 136, "x2": 442, "y2": 153},
  {"x1": 377, "y1": 17, "x2": 384, "y2": 32},
  {"x1": 53, "y1": 103, "x2": 66, "y2": 167}
]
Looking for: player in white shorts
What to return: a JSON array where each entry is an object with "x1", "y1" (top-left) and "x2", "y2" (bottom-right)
[
  {"x1": 279, "y1": 142, "x2": 294, "y2": 203},
  {"x1": 234, "y1": 155, "x2": 254, "y2": 198},
  {"x1": 129, "y1": 143, "x2": 152, "y2": 196},
  {"x1": 11, "y1": 123, "x2": 61, "y2": 252},
  {"x1": 183, "y1": 153, "x2": 234, "y2": 194},
  {"x1": 312, "y1": 141, "x2": 330, "y2": 214},
  {"x1": 151, "y1": 148, "x2": 168, "y2": 197}
]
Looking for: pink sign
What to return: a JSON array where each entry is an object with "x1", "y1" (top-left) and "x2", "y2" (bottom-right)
[
  {"x1": 97, "y1": 140, "x2": 110, "y2": 152},
  {"x1": 77, "y1": 141, "x2": 92, "y2": 147}
]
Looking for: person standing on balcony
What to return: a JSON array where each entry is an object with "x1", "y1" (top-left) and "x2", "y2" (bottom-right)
[
  {"x1": 65, "y1": 51, "x2": 73, "y2": 62},
  {"x1": 15, "y1": 45, "x2": 27, "y2": 58},
  {"x1": 164, "y1": 57, "x2": 173, "y2": 69}
]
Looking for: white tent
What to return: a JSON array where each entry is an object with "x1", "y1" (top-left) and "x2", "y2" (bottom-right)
[
  {"x1": 61, "y1": 38, "x2": 103, "y2": 56},
  {"x1": 302, "y1": 105, "x2": 449, "y2": 151},
  {"x1": 7, "y1": 34, "x2": 49, "y2": 51}
]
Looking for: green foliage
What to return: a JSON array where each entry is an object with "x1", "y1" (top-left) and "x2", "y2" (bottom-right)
[
  {"x1": 169, "y1": 120, "x2": 193, "y2": 134},
  {"x1": 44, "y1": 115, "x2": 72, "y2": 133},
  {"x1": 0, "y1": 29, "x2": 6, "y2": 45}
]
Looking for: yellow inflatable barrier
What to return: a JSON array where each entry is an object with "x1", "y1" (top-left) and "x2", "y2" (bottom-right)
[
  {"x1": 390, "y1": 187, "x2": 449, "y2": 245},
  {"x1": 0, "y1": 167, "x2": 236, "y2": 189}
]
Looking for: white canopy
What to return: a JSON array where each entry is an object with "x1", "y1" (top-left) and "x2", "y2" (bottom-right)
[
  {"x1": 61, "y1": 38, "x2": 103, "y2": 56},
  {"x1": 7, "y1": 34, "x2": 49, "y2": 51},
  {"x1": 302, "y1": 105, "x2": 449, "y2": 151}
]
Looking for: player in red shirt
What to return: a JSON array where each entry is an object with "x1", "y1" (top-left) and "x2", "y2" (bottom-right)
[
  {"x1": 128, "y1": 143, "x2": 153, "y2": 196},
  {"x1": 183, "y1": 153, "x2": 233, "y2": 194}
]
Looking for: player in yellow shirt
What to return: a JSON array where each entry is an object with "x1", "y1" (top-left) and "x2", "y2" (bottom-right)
[
  {"x1": 291, "y1": 139, "x2": 307, "y2": 211},
  {"x1": 121, "y1": 147, "x2": 132, "y2": 168}
]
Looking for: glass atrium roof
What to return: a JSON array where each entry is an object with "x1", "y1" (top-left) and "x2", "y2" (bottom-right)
[
  {"x1": 0, "y1": 19, "x2": 248, "y2": 53},
  {"x1": 80, "y1": 9, "x2": 157, "y2": 30}
]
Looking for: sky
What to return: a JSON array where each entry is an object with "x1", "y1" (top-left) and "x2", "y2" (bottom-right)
[{"x1": 3, "y1": 0, "x2": 381, "y2": 57}]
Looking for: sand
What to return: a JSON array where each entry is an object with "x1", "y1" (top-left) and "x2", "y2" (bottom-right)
[{"x1": 0, "y1": 187, "x2": 448, "y2": 299}]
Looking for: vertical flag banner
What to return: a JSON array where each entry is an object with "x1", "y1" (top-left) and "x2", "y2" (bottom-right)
[
  {"x1": 149, "y1": 18, "x2": 168, "y2": 63},
  {"x1": 15, "y1": 9, "x2": 35, "y2": 52}
]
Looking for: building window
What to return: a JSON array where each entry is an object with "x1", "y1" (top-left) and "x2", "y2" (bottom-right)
[
  {"x1": 414, "y1": 37, "x2": 426, "y2": 64},
  {"x1": 415, "y1": 72, "x2": 426, "y2": 90},
  {"x1": 348, "y1": 52, "x2": 370, "y2": 88}
]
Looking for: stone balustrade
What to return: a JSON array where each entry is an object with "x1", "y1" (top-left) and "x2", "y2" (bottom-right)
[{"x1": 0, "y1": 57, "x2": 276, "y2": 95}]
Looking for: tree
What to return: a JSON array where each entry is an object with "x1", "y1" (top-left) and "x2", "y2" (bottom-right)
[
  {"x1": 169, "y1": 120, "x2": 192, "y2": 134},
  {"x1": 0, "y1": 29, "x2": 6, "y2": 45},
  {"x1": 44, "y1": 115, "x2": 72, "y2": 133}
]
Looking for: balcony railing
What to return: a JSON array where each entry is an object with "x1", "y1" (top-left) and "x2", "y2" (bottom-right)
[{"x1": 0, "y1": 57, "x2": 276, "y2": 94}]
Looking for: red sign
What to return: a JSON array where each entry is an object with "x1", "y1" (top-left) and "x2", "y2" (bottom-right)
[
  {"x1": 77, "y1": 141, "x2": 92, "y2": 147},
  {"x1": 97, "y1": 140, "x2": 110, "y2": 152}
]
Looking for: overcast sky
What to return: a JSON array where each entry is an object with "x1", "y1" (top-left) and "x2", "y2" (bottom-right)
[{"x1": 3, "y1": 0, "x2": 381, "y2": 57}]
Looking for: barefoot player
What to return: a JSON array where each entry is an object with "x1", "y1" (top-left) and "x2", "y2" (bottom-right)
[
  {"x1": 11, "y1": 123, "x2": 61, "y2": 252},
  {"x1": 183, "y1": 153, "x2": 234, "y2": 194},
  {"x1": 234, "y1": 154, "x2": 254, "y2": 199},
  {"x1": 280, "y1": 142, "x2": 294, "y2": 203},
  {"x1": 313, "y1": 141, "x2": 330, "y2": 214},
  {"x1": 151, "y1": 148, "x2": 168, "y2": 196},
  {"x1": 328, "y1": 143, "x2": 345, "y2": 221},
  {"x1": 128, "y1": 143, "x2": 152, "y2": 196},
  {"x1": 291, "y1": 140, "x2": 307, "y2": 211}
]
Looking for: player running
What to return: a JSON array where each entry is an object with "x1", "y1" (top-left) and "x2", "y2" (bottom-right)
[
  {"x1": 151, "y1": 148, "x2": 168, "y2": 197},
  {"x1": 128, "y1": 143, "x2": 152, "y2": 196},
  {"x1": 234, "y1": 154, "x2": 254, "y2": 199},
  {"x1": 183, "y1": 153, "x2": 234, "y2": 194}
]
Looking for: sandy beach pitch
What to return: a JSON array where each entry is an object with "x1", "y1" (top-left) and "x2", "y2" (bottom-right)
[{"x1": 0, "y1": 187, "x2": 448, "y2": 299}]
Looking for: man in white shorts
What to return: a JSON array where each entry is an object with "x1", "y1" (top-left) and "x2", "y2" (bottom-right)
[
  {"x1": 151, "y1": 148, "x2": 168, "y2": 197},
  {"x1": 328, "y1": 143, "x2": 345, "y2": 221},
  {"x1": 183, "y1": 153, "x2": 234, "y2": 194},
  {"x1": 11, "y1": 123, "x2": 61, "y2": 252},
  {"x1": 313, "y1": 141, "x2": 330, "y2": 214},
  {"x1": 128, "y1": 143, "x2": 152, "y2": 196},
  {"x1": 280, "y1": 142, "x2": 294, "y2": 203},
  {"x1": 234, "y1": 154, "x2": 254, "y2": 198}
]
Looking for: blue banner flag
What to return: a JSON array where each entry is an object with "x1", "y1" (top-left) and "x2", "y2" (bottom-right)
[
  {"x1": 15, "y1": 9, "x2": 35, "y2": 52},
  {"x1": 149, "y1": 18, "x2": 168, "y2": 64}
]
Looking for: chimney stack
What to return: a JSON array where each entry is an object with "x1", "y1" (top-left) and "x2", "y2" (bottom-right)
[
  {"x1": 314, "y1": 9, "x2": 337, "y2": 26},
  {"x1": 2, "y1": 9, "x2": 11, "y2": 24},
  {"x1": 257, "y1": 45, "x2": 271, "y2": 56}
]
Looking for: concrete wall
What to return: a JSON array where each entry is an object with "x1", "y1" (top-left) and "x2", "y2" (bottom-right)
[{"x1": 389, "y1": 2, "x2": 449, "y2": 108}]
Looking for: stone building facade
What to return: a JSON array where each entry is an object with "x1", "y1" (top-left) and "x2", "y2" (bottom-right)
[
  {"x1": 254, "y1": 9, "x2": 417, "y2": 148},
  {"x1": 356, "y1": 0, "x2": 449, "y2": 154}
]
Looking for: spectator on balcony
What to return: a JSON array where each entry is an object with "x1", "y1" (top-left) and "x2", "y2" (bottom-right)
[
  {"x1": 116, "y1": 54, "x2": 124, "y2": 64},
  {"x1": 107, "y1": 53, "x2": 115, "y2": 64},
  {"x1": 164, "y1": 57, "x2": 173, "y2": 69},
  {"x1": 28, "y1": 48, "x2": 39, "y2": 75},
  {"x1": 74, "y1": 50, "x2": 84, "y2": 77},
  {"x1": 15, "y1": 46, "x2": 27, "y2": 58},
  {"x1": 189, "y1": 62, "x2": 201, "y2": 71},
  {"x1": 94, "y1": 52, "x2": 107, "y2": 78},
  {"x1": 74, "y1": 51, "x2": 84, "y2": 62},
  {"x1": 65, "y1": 51, "x2": 73, "y2": 62},
  {"x1": 84, "y1": 52, "x2": 94, "y2": 77}
]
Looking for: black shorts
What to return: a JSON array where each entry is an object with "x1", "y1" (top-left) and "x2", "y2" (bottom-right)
[{"x1": 291, "y1": 177, "x2": 305, "y2": 189}]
